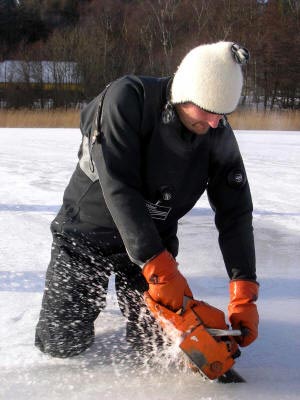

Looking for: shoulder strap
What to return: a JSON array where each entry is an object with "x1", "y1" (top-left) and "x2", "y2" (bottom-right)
[
  {"x1": 139, "y1": 76, "x2": 171, "y2": 140},
  {"x1": 79, "y1": 84, "x2": 111, "y2": 173},
  {"x1": 80, "y1": 83, "x2": 110, "y2": 139}
]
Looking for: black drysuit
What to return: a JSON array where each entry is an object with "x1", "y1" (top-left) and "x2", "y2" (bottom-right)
[{"x1": 35, "y1": 75, "x2": 256, "y2": 357}]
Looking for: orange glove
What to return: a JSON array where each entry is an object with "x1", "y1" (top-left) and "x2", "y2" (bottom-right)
[
  {"x1": 228, "y1": 280, "x2": 259, "y2": 347},
  {"x1": 142, "y1": 250, "x2": 193, "y2": 311}
]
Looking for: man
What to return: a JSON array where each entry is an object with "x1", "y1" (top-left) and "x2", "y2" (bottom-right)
[{"x1": 35, "y1": 41, "x2": 259, "y2": 358}]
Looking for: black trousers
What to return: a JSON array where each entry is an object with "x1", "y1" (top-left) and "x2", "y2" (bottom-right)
[{"x1": 35, "y1": 233, "x2": 160, "y2": 358}]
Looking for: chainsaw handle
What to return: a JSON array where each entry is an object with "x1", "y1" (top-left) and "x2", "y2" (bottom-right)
[
  {"x1": 181, "y1": 297, "x2": 242, "y2": 337},
  {"x1": 206, "y1": 328, "x2": 242, "y2": 337}
]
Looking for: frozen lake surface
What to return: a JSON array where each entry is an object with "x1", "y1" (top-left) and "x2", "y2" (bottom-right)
[{"x1": 0, "y1": 128, "x2": 299, "y2": 399}]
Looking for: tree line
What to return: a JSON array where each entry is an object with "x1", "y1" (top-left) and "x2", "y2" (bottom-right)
[{"x1": 0, "y1": 0, "x2": 299, "y2": 110}]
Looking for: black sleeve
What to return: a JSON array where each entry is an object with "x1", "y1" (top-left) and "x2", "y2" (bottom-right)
[
  {"x1": 207, "y1": 125, "x2": 256, "y2": 280},
  {"x1": 92, "y1": 76, "x2": 165, "y2": 265}
]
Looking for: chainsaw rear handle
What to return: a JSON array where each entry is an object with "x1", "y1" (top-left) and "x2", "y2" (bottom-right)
[
  {"x1": 206, "y1": 328, "x2": 242, "y2": 337},
  {"x1": 181, "y1": 296, "x2": 242, "y2": 337}
]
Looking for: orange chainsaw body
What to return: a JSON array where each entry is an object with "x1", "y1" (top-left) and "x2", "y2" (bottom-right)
[{"x1": 145, "y1": 295, "x2": 240, "y2": 380}]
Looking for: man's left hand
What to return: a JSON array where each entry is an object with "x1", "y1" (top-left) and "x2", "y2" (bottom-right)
[{"x1": 228, "y1": 280, "x2": 259, "y2": 347}]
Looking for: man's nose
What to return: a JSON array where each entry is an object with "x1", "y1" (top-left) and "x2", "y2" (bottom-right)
[{"x1": 208, "y1": 114, "x2": 222, "y2": 128}]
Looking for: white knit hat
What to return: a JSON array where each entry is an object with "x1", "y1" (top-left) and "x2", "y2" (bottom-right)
[{"x1": 171, "y1": 41, "x2": 249, "y2": 114}]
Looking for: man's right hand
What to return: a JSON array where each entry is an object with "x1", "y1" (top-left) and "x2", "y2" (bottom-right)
[{"x1": 142, "y1": 250, "x2": 193, "y2": 311}]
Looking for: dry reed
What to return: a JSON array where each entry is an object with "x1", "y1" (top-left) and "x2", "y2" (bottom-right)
[
  {"x1": 0, "y1": 109, "x2": 80, "y2": 128},
  {"x1": 0, "y1": 108, "x2": 300, "y2": 130},
  {"x1": 228, "y1": 109, "x2": 300, "y2": 131}
]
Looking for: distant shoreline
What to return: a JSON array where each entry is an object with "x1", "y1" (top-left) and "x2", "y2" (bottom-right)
[{"x1": 0, "y1": 108, "x2": 299, "y2": 131}]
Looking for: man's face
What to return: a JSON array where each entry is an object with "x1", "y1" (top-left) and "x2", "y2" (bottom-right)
[{"x1": 175, "y1": 102, "x2": 223, "y2": 135}]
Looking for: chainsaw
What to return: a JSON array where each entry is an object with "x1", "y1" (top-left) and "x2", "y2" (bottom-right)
[{"x1": 144, "y1": 294, "x2": 245, "y2": 383}]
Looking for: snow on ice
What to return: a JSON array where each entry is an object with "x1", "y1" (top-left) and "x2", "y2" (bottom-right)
[{"x1": 0, "y1": 128, "x2": 300, "y2": 399}]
